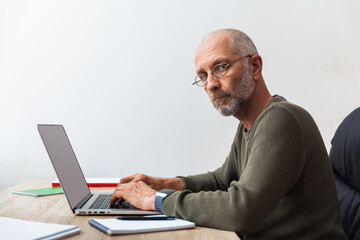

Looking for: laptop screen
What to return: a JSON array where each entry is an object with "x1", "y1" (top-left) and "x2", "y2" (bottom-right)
[{"x1": 38, "y1": 124, "x2": 90, "y2": 210}]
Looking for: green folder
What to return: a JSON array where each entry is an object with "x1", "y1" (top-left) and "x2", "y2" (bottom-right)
[{"x1": 12, "y1": 187, "x2": 63, "y2": 197}]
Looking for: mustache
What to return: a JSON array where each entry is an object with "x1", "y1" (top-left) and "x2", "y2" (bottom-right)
[{"x1": 210, "y1": 91, "x2": 232, "y2": 102}]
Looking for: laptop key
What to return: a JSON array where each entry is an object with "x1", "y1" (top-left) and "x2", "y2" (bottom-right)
[
  {"x1": 89, "y1": 195, "x2": 101, "y2": 209},
  {"x1": 110, "y1": 199, "x2": 131, "y2": 209},
  {"x1": 99, "y1": 195, "x2": 111, "y2": 209},
  {"x1": 121, "y1": 201, "x2": 130, "y2": 209},
  {"x1": 93, "y1": 195, "x2": 107, "y2": 209}
]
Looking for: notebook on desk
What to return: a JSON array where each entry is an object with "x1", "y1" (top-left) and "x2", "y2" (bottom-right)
[
  {"x1": 37, "y1": 124, "x2": 159, "y2": 216},
  {"x1": 89, "y1": 216, "x2": 195, "y2": 235},
  {"x1": 0, "y1": 216, "x2": 80, "y2": 239}
]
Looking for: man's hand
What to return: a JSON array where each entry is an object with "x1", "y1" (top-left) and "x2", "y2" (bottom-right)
[
  {"x1": 119, "y1": 173, "x2": 185, "y2": 191},
  {"x1": 110, "y1": 181, "x2": 156, "y2": 210}
]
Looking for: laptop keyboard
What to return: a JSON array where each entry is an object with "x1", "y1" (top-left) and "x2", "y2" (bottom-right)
[{"x1": 89, "y1": 194, "x2": 130, "y2": 209}]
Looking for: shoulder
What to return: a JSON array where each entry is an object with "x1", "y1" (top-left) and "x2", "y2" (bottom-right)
[
  {"x1": 257, "y1": 95, "x2": 314, "y2": 128},
  {"x1": 251, "y1": 96, "x2": 317, "y2": 142}
]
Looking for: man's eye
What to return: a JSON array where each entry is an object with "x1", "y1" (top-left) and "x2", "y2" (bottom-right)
[
  {"x1": 199, "y1": 74, "x2": 208, "y2": 81},
  {"x1": 215, "y1": 64, "x2": 228, "y2": 72}
]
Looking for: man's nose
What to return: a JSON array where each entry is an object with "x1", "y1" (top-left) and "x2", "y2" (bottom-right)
[{"x1": 206, "y1": 74, "x2": 220, "y2": 91}]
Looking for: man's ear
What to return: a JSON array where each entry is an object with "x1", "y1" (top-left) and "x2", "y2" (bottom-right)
[{"x1": 249, "y1": 55, "x2": 262, "y2": 80}]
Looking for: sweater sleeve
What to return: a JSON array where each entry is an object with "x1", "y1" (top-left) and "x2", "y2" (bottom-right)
[{"x1": 162, "y1": 106, "x2": 307, "y2": 234}]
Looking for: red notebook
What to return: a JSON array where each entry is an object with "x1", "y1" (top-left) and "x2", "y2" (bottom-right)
[{"x1": 52, "y1": 178, "x2": 120, "y2": 187}]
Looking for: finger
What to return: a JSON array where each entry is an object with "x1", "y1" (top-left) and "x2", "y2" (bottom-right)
[
  {"x1": 110, "y1": 189, "x2": 123, "y2": 207},
  {"x1": 119, "y1": 176, "x2": 132, "y2": 184},
  {"x1": 120, "y1": 173, "x2": 138, "y2": 184}
]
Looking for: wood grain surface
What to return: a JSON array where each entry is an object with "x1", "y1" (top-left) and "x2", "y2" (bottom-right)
[{"x1": 0, "y1": 180, "x2": 239, "y2": 240}]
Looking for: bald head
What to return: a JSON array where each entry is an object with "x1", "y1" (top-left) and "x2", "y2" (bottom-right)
[{"x1": 196, "y1": 29, "x2": 258, "y2": 60}]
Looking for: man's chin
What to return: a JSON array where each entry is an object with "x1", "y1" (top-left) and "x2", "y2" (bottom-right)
[
  {"x1": 212, "y1": 96, "x2": 242, "y2": 116},
  {"x1": 215, "y1": 105, "x2": 237, "y2": 116}
]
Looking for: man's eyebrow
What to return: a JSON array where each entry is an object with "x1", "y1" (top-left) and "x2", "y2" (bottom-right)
[
  {"x1": 196, "y1": 57, "x2": 230, "y2": 74},
  {"x1": 212, "y1": 57, "x2": 230, "y2": 66}
]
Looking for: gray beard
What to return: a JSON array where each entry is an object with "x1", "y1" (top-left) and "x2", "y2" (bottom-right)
[{"x1": 211, "y1": 63, "x2": 255, "y2": 116}]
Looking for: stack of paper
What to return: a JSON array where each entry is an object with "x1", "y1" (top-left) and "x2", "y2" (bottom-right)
[{"x1": 0, "y1": 216, "x2": 80, "y2": 240}]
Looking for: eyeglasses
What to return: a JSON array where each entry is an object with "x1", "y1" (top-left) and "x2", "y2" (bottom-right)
[{"x1": 192, "y1": 55, "x2": 252, "y2": 87}]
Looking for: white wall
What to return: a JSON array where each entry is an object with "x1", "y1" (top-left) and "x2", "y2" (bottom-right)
[{"x1": 1, "y1": 0, "x2": 359, "y2": 190}]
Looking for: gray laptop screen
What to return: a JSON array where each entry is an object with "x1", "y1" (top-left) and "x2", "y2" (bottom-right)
[{"x1": 38, "y1": 124, "x2": 90, "y2": 210}]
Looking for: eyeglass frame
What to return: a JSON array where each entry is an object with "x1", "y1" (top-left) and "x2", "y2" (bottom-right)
[{"x1": 192, "y1": 54, "x2": 252, "y2": 87}]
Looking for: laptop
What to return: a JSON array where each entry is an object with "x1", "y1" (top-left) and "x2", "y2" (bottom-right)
[{"x1": 37, "y1": 124, "x2": 158, "y2": 216}]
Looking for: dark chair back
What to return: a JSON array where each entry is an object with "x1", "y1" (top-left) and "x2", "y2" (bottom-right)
[{"x1": 329, "y1": 107, "x2": 360, "y2": 240}]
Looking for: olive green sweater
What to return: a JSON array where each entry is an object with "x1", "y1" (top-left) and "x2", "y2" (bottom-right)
[{"x1": 162, "y1": 95, "x2": 347, "y2": 239}]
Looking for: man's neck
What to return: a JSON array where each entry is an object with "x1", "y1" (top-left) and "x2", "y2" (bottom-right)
[{"x1": 234, "y1": 90, "x2": 272, "y2": 131}]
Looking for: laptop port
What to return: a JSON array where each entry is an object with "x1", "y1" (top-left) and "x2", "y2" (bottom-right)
[{"x1": 100, "y1": 211, "x2": 105, "y2": 214}]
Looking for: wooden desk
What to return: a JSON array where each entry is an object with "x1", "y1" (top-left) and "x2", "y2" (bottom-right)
[{"x1": 0, "y1": 180, "x2": 239, "y2": 240}]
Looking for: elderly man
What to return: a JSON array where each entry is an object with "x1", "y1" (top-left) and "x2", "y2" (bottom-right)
[{"x1": 110, "y1": 29, "x2": 347, "y2": 239}]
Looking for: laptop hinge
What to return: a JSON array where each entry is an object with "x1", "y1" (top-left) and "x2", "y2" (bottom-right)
[{"x1": 74, "y1": 193, "x2": 93, "y2": 211}]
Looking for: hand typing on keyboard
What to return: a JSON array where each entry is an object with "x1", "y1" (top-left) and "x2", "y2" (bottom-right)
[
  {"x1": 110, "y1": 173, "x2": 184, "y2": 211},
  {"x1": 110, "y1": 180, "x2": 156, "y2": 211}
]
